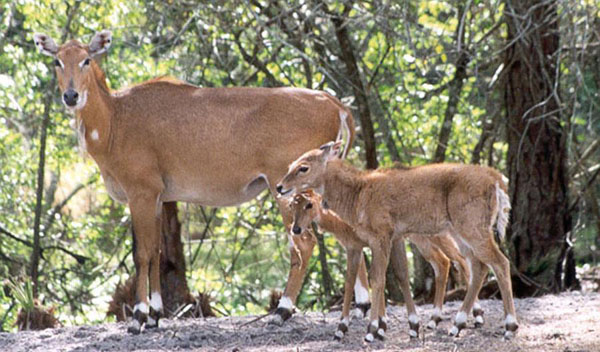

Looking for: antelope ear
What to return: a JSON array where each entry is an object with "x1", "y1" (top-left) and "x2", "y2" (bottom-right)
[
  {"x1": 33, "y1": 33, "x2": 58, "y2": 57},
  {"x1": 89, "y1": 30, "x2": 112, "y2": 57},
  {"x1": 320, "y1": 141, "x2": 342, "y2": 161}
]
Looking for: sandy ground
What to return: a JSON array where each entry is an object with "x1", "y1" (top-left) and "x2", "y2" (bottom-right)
[{"x1": 0, "y1": 291, "x2": 598, "y2": 352}]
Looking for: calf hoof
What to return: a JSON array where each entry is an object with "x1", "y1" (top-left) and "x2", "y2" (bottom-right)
[
  {"x1": 408, "y1": 314, "x2": 419, "y2": 339},
  {"x1": 473, "y1": 305, "x2": 485, "y2": 328},
  {"x1": 474, "y1": 314, "x2": 485, "y2": 328},
  {"x1": 334, "y1": 320, "x2": 348, "y2": 340},
  {"x1": 375, "y1": 317, "x2": 387, "y2": 340},
  {"x1": 364, "y1": 319, "x2": 380, "y2": 342},
  {"x1": 268, "y1": 307, "x2": 293, "y2": 326},
  {"x1": 426, "y1": 315, "x2": 442, "y2": 330},
  {"x1": 449, "y1": 321, "x2": 466, "y2": 337},
  {"x1": 504, "y1": 316, "x2": 518, "y2": 339}
]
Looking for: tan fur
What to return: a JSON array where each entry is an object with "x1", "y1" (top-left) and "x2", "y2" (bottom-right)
[
  {"x1": 278, "y1": 142, "x2": 517, "y2": 338},
  {"x1": 290, "y1": 191, "x2": 471, "y2": 333},
  {"x1": 35, "y1": 31, "x2": 355, "y2": 330}
]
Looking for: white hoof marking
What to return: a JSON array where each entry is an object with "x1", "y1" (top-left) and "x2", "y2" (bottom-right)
[
  {"x1": 277, "y1": 296, "x2": 293, "y2": 310},
  {"x1": 455, "y1": 311, "x2": 467, "y2": 325},
  {"x1": 409, "y1": 329, "x2": 418, "y2": 338},
  {"x1": 133, "y1": 302, "x2": 149, "y2": 315},
  {"x1": 427, "y1": 320, "x2": 437, "y2": 330},
  {"x1": 150, "y1": 292, "x2": 163, "y2": 312},
  {"x1": 449, "y1": 326, "x2": 459, "y2": 336},
  {"x1": 334, "y1": 330, "x2": 344, "y2": 339},
  {"x1": 475, "y1": 315, "x2": 484, "y2": 325},
  {"x1": 377, "y1": 328, "x2": 385, "y2": 337},
  {"x1": 365, "y1": 333, "x2": 374, "y2": 342}
]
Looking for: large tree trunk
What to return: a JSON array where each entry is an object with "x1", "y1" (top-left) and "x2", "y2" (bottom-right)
[
  {"x1": 329, "y1": 2, "x2": 378, "y2": 169},
  {"x1": 504, "y1": 0, "x2": 575, "y2": 295}
]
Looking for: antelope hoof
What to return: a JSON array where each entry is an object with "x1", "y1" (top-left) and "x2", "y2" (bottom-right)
[
  {"x1": 504, "y1": 330, "x2": 515, "y2": 340},
  {"x1": 128, "y1": 309, "x2": 147, "y2": 334},
  {"x1": 334, "y1": 321, "x2": 348, "y2": 340},
  {"x1": 269, "y1": 307, "x2": 292, "y2": 326},
  {"x1": 364, "y1": 333, "x2": 375, "y2": 343},
  {"x1": 146, "y1": 307, "x2": 162, "y2": 329}
]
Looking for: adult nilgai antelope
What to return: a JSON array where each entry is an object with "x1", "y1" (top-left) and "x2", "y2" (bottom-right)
[
  {"x1": 33, "y1": 30, "x2": 358, "y2": 333},
  {"x1": 277, "y1": 142, "x2": 517, "y2": 340},
  {"x1": 289, "y1": 190, "x2": 472, "y2": 339}
]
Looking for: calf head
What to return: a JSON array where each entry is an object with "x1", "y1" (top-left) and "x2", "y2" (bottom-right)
[
  {"x1": 288, "y1": 190, "x2": 322, "y2": 236},
  {"x1": 277, "y1": 141, "x2": 342, "y2": 197}
]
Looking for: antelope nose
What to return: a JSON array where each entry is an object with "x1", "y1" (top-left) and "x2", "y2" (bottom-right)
[
  {"x1": 292, "y1": 225, "x2": 302, "y2": 235},
  {"x1": 276, "y1": 185, "x2": 283, "y2": 194},
  {"x1": 63, "y1": 89, "x2": 79, "y2": 107}
]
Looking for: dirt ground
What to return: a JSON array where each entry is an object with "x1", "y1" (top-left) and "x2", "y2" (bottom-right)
[{"x1": 0, "y1": 291, "x2": 598, "y2": 352}]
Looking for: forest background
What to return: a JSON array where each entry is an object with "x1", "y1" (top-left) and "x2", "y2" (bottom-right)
[{"x1": 0, "y1": 0, "x2": 599, "y2": 331}]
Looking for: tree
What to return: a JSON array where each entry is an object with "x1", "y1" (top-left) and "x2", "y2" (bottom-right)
[{"x1": 504, "y1": 0, "x2": 576, "y2": 294}]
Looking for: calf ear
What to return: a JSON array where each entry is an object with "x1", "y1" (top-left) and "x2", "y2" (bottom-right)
[
  {"x1": 89, "y1": 30, "x2": 112, "y2": 57},
  {"x1": 321, "y1": 141, "x2": 342, "y2": 161},
  {"x1": 33, "y1": 33, "x2": 58, "y2": 57}
]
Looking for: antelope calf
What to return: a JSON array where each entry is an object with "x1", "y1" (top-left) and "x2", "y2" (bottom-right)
[
  {"x1": 289, "y1": 190, "x2": 472, "y2": 340},
  {"x1": 33, "y1": 30, "x2": 356, "y2": 333},
  {"x1": 277, "y1": 141, "x2": 517, "y2": 340}
]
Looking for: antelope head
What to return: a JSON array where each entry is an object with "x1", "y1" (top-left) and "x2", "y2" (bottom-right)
[
  {"x1": 33, "y1": 30, "x2": 112, "y2": 111},
  {"x1": 288, "y1": 190, "x2": 322, "y2": 236},
  {"x1": 276, "y1": 140, "x2": 342, "y2": 197}
]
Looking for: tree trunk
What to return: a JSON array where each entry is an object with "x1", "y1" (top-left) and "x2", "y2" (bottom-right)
[
  {"x1": 159, "y1": 202, "x2": 195, "y2": 315},
  {"x1": 30, "y1": 78, "x2": 54, "y2": 298},
  {"x1": 330, "y1": 2, "x2": 378, "y2": 169},
  {"x1": 504, "y1": 0, "x2": 575, "y2": 295}
]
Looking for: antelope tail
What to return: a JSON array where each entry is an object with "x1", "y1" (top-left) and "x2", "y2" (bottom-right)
[
  {"x1": 336, "y1": 110, "x2": 355, "y2": 159},
  {"x1": 495, "y1": 182, "x2": 511, "y2": 241}
]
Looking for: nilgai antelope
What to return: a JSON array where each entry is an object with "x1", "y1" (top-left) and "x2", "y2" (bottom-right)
[
  {"x1": 289, "y1": 190, "x2": 472, "y2": 339},
  {"x1": 277, "y1": 142, "x2": 517, "y2": 340},
  {"x1": 33, "y1": 30, "x2": 361, "y2": 333}
]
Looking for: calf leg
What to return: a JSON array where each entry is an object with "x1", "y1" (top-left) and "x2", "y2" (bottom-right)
[
  {"x1": 335, "y1": 247, "x2": 362, "y2": 340},
  {"x1": 390, "y1": 238, "x2": 420, "y2": 338},
  {"x1": 353, "y1": 254, "x2": 371, "y2": 318},
  {"x1": 476, "y1": 238, "x2": 518, "y2": 338},
  {"x1": 450, "y1": 255, "x2": 487, "y2": 337},
  {"x1": 365, "y1": 238, "x2": 391, "y2": 342}
]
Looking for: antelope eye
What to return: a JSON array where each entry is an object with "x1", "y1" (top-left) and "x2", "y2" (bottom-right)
[
  {"x1": 305, "y1": 203, "x2": 313, "y2": 210},
  {"x1": 53, "y1": 59, "x2": 61, "y2": 67},
  {"x1": 298, "y1": 166, "x2": 309, "y2": 173},
  {"x1": 82, "y1": 58, "x2": 91, "y2": 66}
]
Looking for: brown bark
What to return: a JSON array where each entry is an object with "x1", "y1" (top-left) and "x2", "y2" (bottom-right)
[
  {"x1": 504, "y1": 0, "x2": 574, "y2": 295},
  {"x1": 329, "y1": 2, "x2": 378, "y2": 169}
]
